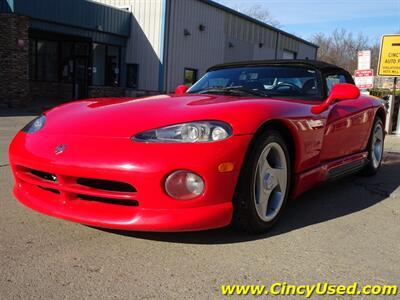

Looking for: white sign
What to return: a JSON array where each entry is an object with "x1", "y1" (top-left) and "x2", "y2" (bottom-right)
[
  {"x1": 358, "y1": 50, "x2": 371, "y2": 70},
  {"x1": 354, "y1": 69, "x2": 374, "y2": 89}
]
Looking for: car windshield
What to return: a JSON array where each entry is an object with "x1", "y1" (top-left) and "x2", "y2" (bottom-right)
[{"x1": 187, "y1": 66, "x2": 321, "y2": 100}]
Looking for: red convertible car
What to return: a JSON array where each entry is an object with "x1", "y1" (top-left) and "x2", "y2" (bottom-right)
[{"x1": 9, "y1": 60, "x2": 386, "y2": 233}]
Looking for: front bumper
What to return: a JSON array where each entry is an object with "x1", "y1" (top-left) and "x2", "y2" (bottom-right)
[{"x1": 9, "y1": 131, "x2": 252, "y2": 231}]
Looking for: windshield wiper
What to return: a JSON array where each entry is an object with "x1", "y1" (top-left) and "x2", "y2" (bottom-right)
[{"x1": 195, "y1": 86, "x2": 270, "y2": 98}]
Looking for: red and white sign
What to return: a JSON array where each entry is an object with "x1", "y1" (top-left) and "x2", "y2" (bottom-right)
[
  {"x1": 358, "y1": 50, "x2": 371, "y2": 70},
  {"x1": 354, "y1": 69, "x2": 374, "y2": 89}
]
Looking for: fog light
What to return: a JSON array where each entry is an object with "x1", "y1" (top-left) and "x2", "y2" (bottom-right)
[{"x1": 165, "y1": 171, "x2": 205, "y2": 200}]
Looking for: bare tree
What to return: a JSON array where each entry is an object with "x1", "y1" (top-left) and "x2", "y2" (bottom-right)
[
  {"x1": 370, "y1": 43, "x2": 381, "y2": 72},
  {"x1": 239, "y1": 4, "x2": 281, "y2": 28},
  {"x1": 311, "y1": 29, "x2": 374, "y2": 74}
]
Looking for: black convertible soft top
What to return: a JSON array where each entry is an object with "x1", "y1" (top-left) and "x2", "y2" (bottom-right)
[{"x1": 207, "y1": 59, "x2": 348, "y2": 74}]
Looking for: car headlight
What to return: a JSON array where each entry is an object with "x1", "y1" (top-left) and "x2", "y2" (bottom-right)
[
  {"x1": 22, "y1": 115, "x2": 46, "y2": 134},
  {"x1": 132, "y1": 121, "x2": 232, "y2": 143}
]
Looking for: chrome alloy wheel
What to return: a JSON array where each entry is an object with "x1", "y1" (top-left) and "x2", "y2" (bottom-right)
[
  {"x1": 253, "y1": 142, "x2": 288, "y2": 222},
  {"x1": 371, "y1": 123, "x2": 384, "y2": 169}
]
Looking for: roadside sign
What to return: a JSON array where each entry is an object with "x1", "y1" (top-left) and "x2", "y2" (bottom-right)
[
  {"x1": 354, "y1": 69, "x2": 374, "y2": 89},
  {"x1": 378, "y1": 34, "x2": 400, "y2": 76},
  {"x1": 358, "y1": 50, "x2": 371, "y2": 70}
]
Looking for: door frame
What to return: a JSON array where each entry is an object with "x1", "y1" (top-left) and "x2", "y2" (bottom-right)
[{"x1": 73, "y1": 55, "x2": 89, "y2": 100}]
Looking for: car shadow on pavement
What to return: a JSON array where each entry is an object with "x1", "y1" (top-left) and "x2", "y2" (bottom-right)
[{"x1": 94, "y1": 152, "x2": 400, "y2": 244}]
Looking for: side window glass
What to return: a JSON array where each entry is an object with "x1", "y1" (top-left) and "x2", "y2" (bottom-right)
[{"x1": 326, "y1": 74, "x2": 347, "y2": 95}]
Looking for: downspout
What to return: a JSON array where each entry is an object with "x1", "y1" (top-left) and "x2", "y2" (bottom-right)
[{"x1": 158, "y1": 0, "x2": 168, "y2": 92}]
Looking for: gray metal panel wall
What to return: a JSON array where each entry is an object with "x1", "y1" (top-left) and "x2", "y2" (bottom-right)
[
  {"x1": 165, "y1": 0, "x2": 225, "y2": 92},
  {"x1": 275, "y1": 35, "x2": 317, "y2": 59},
  {"x1": 224, "y1": 11, "x2": 315, "y2": 60},
  {"x1": 94, "y1": 0, "x2": 318, "y2": 92},
  {"x1": 223, "y1": 12, "x2": 278, "y2": 62},
  {"x1": 13, "y1": 0, "x2": 131, "y2": 37},
  {"x1": 224, "y1": 38, "x2": 254, "y2": 62},
  {"x1": 95, "y1": 0, "x2": 164, "y2": 92},
  {"x1": 199, "y1": 0, "x2": 317, "y2": 49},
  {"x1": 224, "y1": 12, "x2": 277, "y2": 50},
  {"x1": 129, "y1": 0, "x2": 163, "y2": 91},
  {"x1": 297, "y1": 43, "x2": 318, "y2": 60},
  {"x1": 275, "y1": 34, "x2": 298, "y2": 59}
]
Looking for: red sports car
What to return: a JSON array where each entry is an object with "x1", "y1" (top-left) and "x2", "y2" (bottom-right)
[{"x1": 9, "y1": 60, "x2": 386, "y2": 233}]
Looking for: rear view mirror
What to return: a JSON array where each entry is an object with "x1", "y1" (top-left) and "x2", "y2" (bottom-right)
[
  {"x1": 175, "y1": 85, "x2": 189, "y2": 95},
  {"x1": 328, "y1": 83, "x2": 360, "y2": 101},
  {"x1": 312, "y1": 84, "x2": 360, "y2": 114}
]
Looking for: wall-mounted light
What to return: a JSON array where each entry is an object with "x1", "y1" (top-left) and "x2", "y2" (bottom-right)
[
  {"x1": 97, "y1": 25, "x2": 103, "y2": 31},
  {"x1": 228, "y1": 42, "x2": 234, "y2": 48},
  {"x1": 199, "y1": 24, "x2": 206, "y2": 32},
  {"x1": 17, "y1": 39, "x2": 25, "y2": 49},
  {"x1": 184, "y1": 29, "x2": 191, "y2": 37}
]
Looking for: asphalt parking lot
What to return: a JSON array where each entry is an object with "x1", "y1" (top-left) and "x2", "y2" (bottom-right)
[{"x1": 1, "y1": 113, "x2": 399, "y2": 299}]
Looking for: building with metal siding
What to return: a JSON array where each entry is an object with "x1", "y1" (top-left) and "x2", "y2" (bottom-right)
[
  {"x1": 95, "y1": 0, "x2": 318, "y2": 92},
  {"x1": 165, "y1": 0, "x2": 226, "y2": 93},
  {"x1": 14, "y1": 0, "x2": 131, "y2": 38},
  {"x1": 95, "y1": 0, "x2": 165, "y2": 92},
  {"x1": 0, "y1": 0, "x2": 131, "y2": 106},
  {"x1": 164, "y1": 0, "x2": 318, "y2": 91},
  {"x1": 0, "y1": 0, "x2": 318, "y2": 107}
]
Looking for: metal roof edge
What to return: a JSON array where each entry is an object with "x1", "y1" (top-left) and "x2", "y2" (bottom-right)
[{"x1": 86, "y1": 0, "x2": 133, "y2": 14}]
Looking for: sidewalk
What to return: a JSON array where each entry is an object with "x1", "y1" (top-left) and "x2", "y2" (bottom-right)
[{"x1": 385, "y1": 135, "x2": 400, "y2": 153}]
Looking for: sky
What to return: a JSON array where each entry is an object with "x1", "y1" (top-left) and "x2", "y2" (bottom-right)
[{"x1": 215, "y1": 0, "x2": 400, "y2": 44}]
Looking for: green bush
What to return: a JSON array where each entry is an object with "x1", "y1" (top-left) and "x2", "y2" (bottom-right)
[{"x1": 369, "y1": 89, "x2": 400, "y2": 98}]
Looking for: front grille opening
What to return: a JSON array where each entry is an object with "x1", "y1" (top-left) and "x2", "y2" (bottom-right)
[
  {"x1": 38, "y1": 186, "x2": 60, "y2": 194},
  {"x1": 77, "y1": 178, "x2": 136, "y2": 193},
  {"x1": 30, "y1": 169, "x2": 57, "y2": 182},
  {"x1": 78, "y1": 194, "x2": 139, "y2": 207}
]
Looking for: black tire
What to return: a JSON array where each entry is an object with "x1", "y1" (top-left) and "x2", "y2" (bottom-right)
[
  {"x1": 232, "y1": 129, "x2": 291, "y2": 233},
  {"x1": 361, "y1": 117, "x2": 384, "y2": 176}
]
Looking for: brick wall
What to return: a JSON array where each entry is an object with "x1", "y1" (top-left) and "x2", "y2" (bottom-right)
[
  {"x1": 30, "y1": 83, "x2": 127, "y2": 104},
  {"x1": 88, "y1": 86, "x2": 125, "y2": 98},
  {"x1": 30, "y1": 82, "x2": 73, "y2": 103},
  {"x1": 0, "y1": 14, "x2": 137, "y2": 108},
  {"x1": 0, "y1": 13, "x2": 30, "y2": 108}
]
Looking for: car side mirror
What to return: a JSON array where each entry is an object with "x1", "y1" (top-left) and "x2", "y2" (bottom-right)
[
  {"x1": 175, "y1": 85, "x2": 189, "y2": 95},
  {"x1": 311, "y1": 84, "x2": 360, "y2": 114}
]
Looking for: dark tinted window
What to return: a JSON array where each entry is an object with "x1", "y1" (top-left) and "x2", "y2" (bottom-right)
[
  {"x1": 92, "y1": 43, "x2": 106, "y2": 85},
  {"x1": 188, "y1": 66, "x2": 321, "y2": 100},
  {"x1": 106, "y1": 46, "x2": 120, "y2": 86},
  {"x1": 60, "y1": 41, "x2": 74, "y2": 83},
  {"x1": 127, "y1": 64, "x2": 139, "y2": 89},
  {"x1": 29, "y1": 39, "x2": 36, "y2": 80},
  {"x1": 37, "y1": 40, "x2": 58, "y2": 81}
]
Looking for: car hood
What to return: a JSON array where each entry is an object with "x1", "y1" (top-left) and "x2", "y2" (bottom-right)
[{"x1": 41, "y1": 94, "x2": 256, "y2": 138}]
